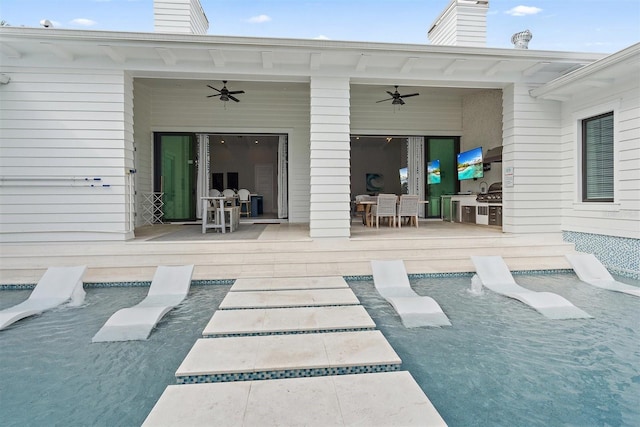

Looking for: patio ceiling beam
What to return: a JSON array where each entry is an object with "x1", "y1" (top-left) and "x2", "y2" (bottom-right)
[
  {"x1": 484, "y1": 60, "x2": 507, "y2": 76},
  {"x1": 582, "y1": 78, "x2": 614, "y2": 88},
  {"x1": 400, "y1": 57, "x2": 419, "y2": 74},
  {"x1": 522, "y1": 61, "x2": 550, "y2": 76},
  {"x1": 41, "y1": 42, "x2": 74, "y2": 61},
  {"x1": 0, "y1": 43, "x2": 21, "y2": 59},
  {"x1": 309, "y1": 52, "x2": 321, "y2": 70},
  {"x1": 356, "y1": 54, "x2": 370, "y2": 72},
  {"x1": 208, "y1": 49, "x2": 225, "y2": 67},
  {"x1": 100, "y1": 45, "x2": 126, "y2": 64},
  {"x1": 443, "y1": 59, "x2": 465, "y2": 75},
  {"x1": 155, "y1": 47, "x2": 176, "y2": 65},
  {"x1": 261, "y1": 51, "x2": 274, "y2": 69}
]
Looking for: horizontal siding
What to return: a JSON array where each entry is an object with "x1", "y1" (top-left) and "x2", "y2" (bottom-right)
[
  {"x1": 0, "y1": 67, "x2": 131, "y2": 243},
  {"x1": 559, "y1": 76, "x2": 640, "y2": 239},
  {"x1": 309, "y1": 77, "x2": 351, "y2": 238},
  {"x1": 502, "y1": 83, "x2": 563, "y2": 233}
]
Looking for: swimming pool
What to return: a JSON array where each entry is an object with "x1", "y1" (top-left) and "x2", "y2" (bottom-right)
[
  {"x1": 1, "y1": 274, "x2": 638, "y2": 426},
  {"x1": 0, "y1": 284, "x2": 231, "y2": 427},
  {"x1": 349, "y1": 273, "x2": 640, "y2": 427}
]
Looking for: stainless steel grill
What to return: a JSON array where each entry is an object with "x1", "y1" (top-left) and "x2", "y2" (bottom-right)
[{"x1": 476, "y1": 182, "x2": 502, "y2": 203}]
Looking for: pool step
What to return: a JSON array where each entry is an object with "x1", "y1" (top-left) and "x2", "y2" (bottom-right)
[{"x1": 0, "y1": 229, "x2": 577, "y2": 284}]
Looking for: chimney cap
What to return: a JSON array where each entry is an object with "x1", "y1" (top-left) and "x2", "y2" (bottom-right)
[{"x1": 511, "y1": 29, "x2": 533, "y2": 49}]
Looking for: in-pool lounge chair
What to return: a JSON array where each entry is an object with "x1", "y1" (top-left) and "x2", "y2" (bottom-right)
[
  {"x1": 0, "y1": 266, "x2": 87, "y2": 331},
  {"x1": 370, "y1": 260, "x2": 451, "y2": 327},
  {"x1": 566, "y1": 253, "x2": 640, "y2": 297},
  {"x1": 92, "y1": 265, "x2": 194, "y2": 342},
  {"x1": 471, "y1": 256, "x2": 591, "y2": 320}
]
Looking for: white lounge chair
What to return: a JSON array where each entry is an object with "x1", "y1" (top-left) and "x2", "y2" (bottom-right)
[
  {"x1": 370, "y1": 260, "x2": 451, "y2": 327},
  {"x1": 0, "y1": 266, "x2": 87, "y2": 331},
  {"x1": 566, "y1": 253, "x2": 640, "y2": 297},
  {"x1": 92, "y1": 265, "x2": 194, "y2": 342},
  {"x1": 471, "y1": 256, "x2": 591, "y2": 320}
]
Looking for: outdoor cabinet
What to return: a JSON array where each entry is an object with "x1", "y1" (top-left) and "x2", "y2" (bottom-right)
[
  {"x1": 489, "y1": 206, "x2": 502, "y2": 226},
  {"x1": 462, "y1": 205, "x2": 476, "y2": 223}
]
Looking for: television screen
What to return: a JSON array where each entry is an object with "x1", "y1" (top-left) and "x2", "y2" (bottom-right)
[
  {"x1": 457, "y1": 146, "x2": 484, "y2": 180},
  {"x1": 427, "y1": 160, "x2": 441, "y2": 184}
]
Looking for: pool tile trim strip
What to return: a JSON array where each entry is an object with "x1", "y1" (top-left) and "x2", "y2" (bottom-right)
[
  {"x1": 175, "y1": 364, "x2": 401, "y2": 384},
  {"x1": 203, "y1": 327, "x2": 375, "y2": 338}
]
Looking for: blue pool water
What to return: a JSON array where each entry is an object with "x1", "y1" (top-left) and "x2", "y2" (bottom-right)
[
  {"x1": 1, "y1": 274, "x2": 638, "y2": 426},
  {"x1": 0, "y1": 285, "x2": 230, "y2": 427},
  {"x1": 349, "y1": 274, "x2": 640, "y2": 427}
]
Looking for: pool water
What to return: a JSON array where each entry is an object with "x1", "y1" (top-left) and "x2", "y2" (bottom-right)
[
  {"x1": 0, "y1": 285, "x2": 230, "y2": 427},
  {"x1": 349, "y1": 274, "x2": 640, "y2": 427},
  {"x1": 1, "y1": 274, "x2": 638, "y2": 427}
]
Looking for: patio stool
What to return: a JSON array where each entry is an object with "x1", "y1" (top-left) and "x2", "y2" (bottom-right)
[{"x1": 224, "y1": 206, "x2": 240, "y2": 232}]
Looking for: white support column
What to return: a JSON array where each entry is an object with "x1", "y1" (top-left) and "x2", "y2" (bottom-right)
[{"x1": 309, "y1": 77, "x2": 351, "y2": 238}]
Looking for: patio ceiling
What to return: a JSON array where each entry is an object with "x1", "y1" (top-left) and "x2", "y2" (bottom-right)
[{"x1": 1, "y1": 27, "x2": 606, "y2": 90}]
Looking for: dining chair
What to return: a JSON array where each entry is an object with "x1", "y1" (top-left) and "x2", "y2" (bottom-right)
[
  {"x1": 370, "y1": 194, "x2": 397, "y2": 228},
  {"x1": 397, "y1": 194, "x2": 419, "y2": 228},
  {"x1": 222, "y1": 188, "x2": 237, "y2": 206},
  {"x1": 209, "y1": 188, "x2": 221, "y2": 197},
  {"x1": 237, "y1": 189, "x2": 251, "y2": 217}
]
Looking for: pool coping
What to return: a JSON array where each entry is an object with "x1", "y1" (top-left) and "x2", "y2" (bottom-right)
[{"x1": 0, "y1": 269, "x2": 575, "y2": 290}]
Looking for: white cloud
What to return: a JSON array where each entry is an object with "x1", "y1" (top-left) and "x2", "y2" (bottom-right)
[
  {"x1": 71, "y1": 18, "x2": 97, "y2": 26},
  {"x1": 247, "y1": 14, "x2": 271, "y2": 24},
  {"x1": 506, "y1": 5, "x2": 542, "y2": 16},
  {"x1": 314, "y1": 35, "x2": 330, "y2": 40}
]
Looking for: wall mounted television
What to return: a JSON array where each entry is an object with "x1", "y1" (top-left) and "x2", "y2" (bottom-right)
[
  {"x1": 427, "y1": 160, "x2": 441, "y2": 184},
  {"x1": 457, "y1": 146, "x2": 484, "y2": 180}
]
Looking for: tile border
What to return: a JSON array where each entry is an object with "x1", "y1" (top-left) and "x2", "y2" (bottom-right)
[{"x1": 175, "y1": 363, "x2": 401, "y2": 384}]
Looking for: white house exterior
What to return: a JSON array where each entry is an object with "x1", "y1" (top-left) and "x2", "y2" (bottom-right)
[{"x1": 0, "y1": 0, "x2": 638, "y2": 277}]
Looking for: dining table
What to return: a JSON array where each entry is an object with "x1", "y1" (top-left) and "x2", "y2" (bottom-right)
[
  {"x1": 201, "y1": 196, "x2": 228, "y2": 234},
  {"x1": 355, "y1": 199, "x2": 429, "y2": 227}
]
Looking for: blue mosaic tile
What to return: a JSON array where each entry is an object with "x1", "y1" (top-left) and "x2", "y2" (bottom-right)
[
  {"x1": 175, "y1": 363, "x2": 401, "y2": 384},
  {"x1": 204, "y1": 327, "x2": 375, "y2": 338},
  {"x1": 563, "y1": 231, "x2": 640, "y2": 280}
]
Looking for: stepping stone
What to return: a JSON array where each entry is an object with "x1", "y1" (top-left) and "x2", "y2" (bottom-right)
[
  {"x1": 143, "y1": 371, "x2": 447, "y2": 426},
  {"x1": 175, "y1": 330, "x2": 401, "y2": 384},
  {"x1": 202, "y1": 305, "x2": 376, "y2": 337},
  {"x1": 231, "y1": 276, "x2": 349, "y2": 291},
  {"x1": 219, "y1": 288, "x2": 360, "y2": 309}
]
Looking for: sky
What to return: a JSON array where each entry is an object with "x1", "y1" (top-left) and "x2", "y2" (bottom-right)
[{"x1": 0, "y1": 0, "x2": 638, "y2": 53}]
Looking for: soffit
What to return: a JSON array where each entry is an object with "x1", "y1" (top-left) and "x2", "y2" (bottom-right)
[{"x1": 1, "y1": 27, "x2": 606, "y2": 88}]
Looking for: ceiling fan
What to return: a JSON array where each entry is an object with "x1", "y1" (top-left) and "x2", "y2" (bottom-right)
[
  {"x1": 376, "y1": 85, "x2": 419, "y2": 105},
  {"x1": 207, "y1": 80, "x2": 245, "y2": 102}
]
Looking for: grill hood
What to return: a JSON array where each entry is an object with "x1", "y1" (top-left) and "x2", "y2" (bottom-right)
[{"x1": 484, "y1": 146, "x2": 502, "y2": 163}]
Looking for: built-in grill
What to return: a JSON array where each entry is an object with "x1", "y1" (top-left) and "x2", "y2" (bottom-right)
[{"x1": 476, "y1": 182, "x2": 502, "y2": 203}]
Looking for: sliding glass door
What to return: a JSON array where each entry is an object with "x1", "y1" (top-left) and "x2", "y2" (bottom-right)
[
  {"x1": 426, "y1": 137, "x2": 459, "y2": 218},
  {"x1": 154, "y1": 133, "x2": 196, "y2": 221}
]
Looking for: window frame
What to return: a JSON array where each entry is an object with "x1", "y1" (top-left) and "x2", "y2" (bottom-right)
[{"x1": 579, "y1": 111, "x2": 615, "y2": 203}]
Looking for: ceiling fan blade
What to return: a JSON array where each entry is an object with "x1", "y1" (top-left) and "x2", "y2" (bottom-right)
[
  {"x1": 207, "y1": 85, "x2": 221, "y2": 93},
  {"x1": 228, "y1": 95, "x2": 241, "y2": 102},
  {"x1": 207, "y1": 94, "x2": 218, "y2": 98},
  {"x1": 227, "y1": 90, "x2": 245, "y2": 95},
  {"x1": 400, "y1": 93, "x2": 419, "y2": 98},
  {"x1": 386, "y1": 91, "x2": 395, "y2": 97},
  {"x1": 376, "y1": 98, "x2": 394, "y2": 103}
]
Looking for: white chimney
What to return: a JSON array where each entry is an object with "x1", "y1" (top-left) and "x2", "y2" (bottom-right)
[
  {"x1": 511, "y1": 30, "x2": 533, "y2": 49},
  {"x1": 428, "y1": 0, "x2": 489, "y2": 47},
  {"x1": 154, "y1": 0, "x2": 209, "y2": 35}
]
